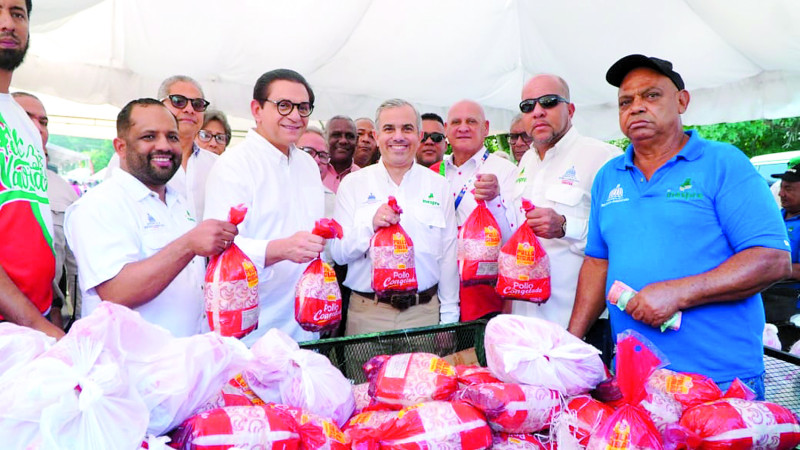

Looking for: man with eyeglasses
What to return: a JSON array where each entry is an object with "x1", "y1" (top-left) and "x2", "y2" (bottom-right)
[
  {"x1": 416, "y1": 112, "x2": 447, "y2": 167},
  {"x1": 298, "y1": 127, "x2": 334, "y2": 217},
  {"x1": 324, "y1": 116, "x2": 360, "y2": 193},
  {"x1": 438, "y1": 100, "x2": 518, "y2": 322},
  {"x1": 158, "y1": 75, "x2": 218, "y2": 221},
  {"x1": 0, "y1": 0, "x2": 65, "y2": 340},
  {"x1": 569, "y1": 55, "x2": 790, "y2": 398},
  {"x1": 511, "y1": 74, "x2": 619, "y2": 355},
  {"x1": 204, "y1": 69, "x2": 324, "y2": 345},
  {"x1": 354, "y1": 117, "x2": 379, "y2": 168},
  {"x1": 508, "y1": 114, "x2": 532, "y2": 165}
]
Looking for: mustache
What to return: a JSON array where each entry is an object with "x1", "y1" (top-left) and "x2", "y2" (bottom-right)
[{"x1": 0, "y1": 32, "x2": 20, "y2": 45}]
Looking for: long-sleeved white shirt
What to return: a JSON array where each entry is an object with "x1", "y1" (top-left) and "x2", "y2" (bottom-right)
[
  {"x1": 512, "y1": 127, "x2": 621, "y2": 327},
  {"x1": 168, "y1": 143, "x2": 218, "y2": 220},
  {"x1": 440, "y1": 147, "x2": 518, "y2": 242},
  {"x1": 330, "y1": 161, "x2": 460, "y2": 323},
  {"x1": 204, "y1": 129, "x2": 324, "y2": 345}
]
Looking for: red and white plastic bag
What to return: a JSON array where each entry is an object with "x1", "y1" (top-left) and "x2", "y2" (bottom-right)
[
  {"x1": 550, "y1": 395, "x2": 615, "y2": 447},
  {"x1": 171, "y1": 405, "x2": 301, "y2": 450},
  {"x1": 205, "y1": 204, "x2": 259, "y2": 338},
  {"x1": 370, "y1": 196, "x2": 418, "y2": 299},
  {"x1": 496, "y1": 199, "x2": 550, "y2": 302},
  {"x1": 456, "y1": 382, "x2": 561, "y2": 433},
  {"x1": 368, "y1": 352, "x2": 458, "y2": 407},
  {"x1": 295, "y1": 218, "x2": 344, "y2": 332},
  {"x1": 458, "y1": 196, "x2": 501, "y2": 286}
]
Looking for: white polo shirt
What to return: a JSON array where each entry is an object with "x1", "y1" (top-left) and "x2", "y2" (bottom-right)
[
  {"x1": 65, "y1": 170, "x2": 205, "y2": 337},
  {"x1": 512, "y1": 127, "x2": 620, "y2": 327},
  {"x1": 330, "y1": 161, "x2": 460, "y2": 323},
  {"x1": 204, "y1": 129, "x2": 324, "y2": 345},
  {"x1": 168, "y1": 143, "x2": 218, "y2": 220}
]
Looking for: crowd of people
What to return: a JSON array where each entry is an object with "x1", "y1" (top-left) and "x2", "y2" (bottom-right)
[{"x1": 2, "y1": 0, "x2": 796, "y2": 400}]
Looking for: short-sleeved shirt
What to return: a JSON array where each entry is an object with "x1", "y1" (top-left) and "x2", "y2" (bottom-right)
[
  {"x1": 0, "y1": 94, "x2": 55, "y2": 317},
  {"x1": 65, "y1": 170, "x2": 205, "y2": 337},
  {"x1": 783, "y1": 209, "x2": 800, "y2": 265},
  {"x1": 586, "y1": 130, "x2": 790, "y2": 382}
]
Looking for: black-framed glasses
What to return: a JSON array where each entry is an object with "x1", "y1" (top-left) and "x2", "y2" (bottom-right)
[
  {"x1": 263, "y1": 99, "x2": 314, "y2": 117},
  {"x1": 162, "y1": 94, "x2": 210, "y2": 112},
  {"x1": 197, "y1": 129, "x2": 230, "y2": 145},
  {"x1": 300, "y1": 146, "x2": 330, "y2": 163},
  {"x1": 508, "y1": 132, "x2": 532, "y2": 143},
  {"x1": 519, "y1": 95, "x2": 569, "y2": 113},
  {"x1": 421, "y1": 132, "x2": 445, "y2": 143}
]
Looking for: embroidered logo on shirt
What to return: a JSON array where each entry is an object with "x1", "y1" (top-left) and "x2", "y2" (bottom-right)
[
  {"x1": 667, "y1": 177, "x2": 703, "y2": 200},
  {"x1": 144, "y1": 213, "x2": 164, "y2": 230},
  {"x1": 366, "y1": 192, "x2": 377, "y2": 204},
  {"x1": 185, "y1": 209, "x2": 196, "y2": 223},
  {"x1": 422, "y1": 192, "x2": 440, "y2": 206},
  {"x1": 515, "y1": 167, "x2": 527, "y2": 184},
  {"x1": 559, "y1": 166, "x2": 579, "y2": 185},
  {"x1": 601, "y1": 184, "x2": 629, "y2": 207}
]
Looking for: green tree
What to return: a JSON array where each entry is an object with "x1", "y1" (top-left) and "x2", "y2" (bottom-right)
[{"x1": 49, "y1": 135, "x2": 115, "y2": 171}]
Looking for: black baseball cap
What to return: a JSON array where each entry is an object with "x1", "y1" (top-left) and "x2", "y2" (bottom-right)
[
  {"x1": 606, "y1": 54, "x2": 685, "y2": 90},
  {"x1": 772, "y1": 158, "x2": 800, "y2": 182}
]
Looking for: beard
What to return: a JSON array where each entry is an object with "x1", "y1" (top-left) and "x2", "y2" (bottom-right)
[
  {"x1": 0, "y1": 35, "x2": 28, "y2": 72},
  {"x1": 125, "y1": 150, "x2": 181, "y2": 188}
]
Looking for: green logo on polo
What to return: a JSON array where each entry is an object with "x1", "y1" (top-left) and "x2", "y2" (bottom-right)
[
  {"x1": 516, "y1": 167, "x2": 527, "y2": 184},
  {"x1": 422, "y1": 192, "x2": 440, "y2": 206},
  {"x1": 667, "y1": 178, "x2": 703, "y2": 200}
]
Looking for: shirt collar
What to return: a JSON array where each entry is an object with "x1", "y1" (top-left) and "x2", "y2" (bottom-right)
[
  {"x1": 445, "y1": 146, "x2": 488, "y2": 169},
  {"x1": 377, "y1": 159, "x2": 417, "y2": 186},
  {"x1": 617, "y1": 130, "x2": 701, "y2": 170},
  {"x1": 113, "y1": 168, "x2": 177, "y2": 204},
  {"x1": 246, "y1": 128, "x2": 297, "y2": 163}
]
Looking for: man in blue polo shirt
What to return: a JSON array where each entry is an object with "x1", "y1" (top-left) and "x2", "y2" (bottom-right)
[
  {"x1": 774, "y1": 159, "x2": 800, "y2": 280},
  {"x1": 567, "y1": 54, "x2": 791, "y2": 399}
]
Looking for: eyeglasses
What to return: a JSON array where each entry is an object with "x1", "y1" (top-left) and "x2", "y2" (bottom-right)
[
  {"x1": 421, "y1": 132, "x2": 445, "y2": 143},
  {"x1": 519, "y1": 95, "x2": 569, "y2": 113},
  {"x1": 262, "y1": 99, "x2": 314, "y2": 117},
  {"x1": 197, "y1": 129, "x2": 230, "y2": 145},
  {"x1": 508, "y1": 132, "x2": 532, "y2": 143},
  {"x1": 300, "y1": 146, "x2": 330, "y2": 163},
  {"x1": 162, "y1": 94, "x2": 210, "y2": 112}
]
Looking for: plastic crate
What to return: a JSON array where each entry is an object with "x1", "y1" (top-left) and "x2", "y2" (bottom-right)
[
  {"x1": 764, "y1": 346, "x2": 800, "y2": 415},
  {"x1": 299, "y1": 319, "x2": 487, "y2": 384}
]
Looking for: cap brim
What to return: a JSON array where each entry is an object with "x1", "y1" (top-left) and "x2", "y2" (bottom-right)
[{"x1": 772, "y1": 173, "x2": 800, "y2": 182}]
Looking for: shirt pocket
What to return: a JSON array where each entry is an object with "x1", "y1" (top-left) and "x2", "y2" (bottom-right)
[
  {"x1": 411, "y1": 206, "x2": 447, "y2": 256},
  {"x1": 140, "y1": 227, "x2": 174, "y2": 255},
  {"x1": 545, "y1": 183, "x2": 589, "y2": 218}
]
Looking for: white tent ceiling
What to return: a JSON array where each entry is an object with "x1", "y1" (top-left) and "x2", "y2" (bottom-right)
[{"x1": 12, "y1": 0, "x2": 800, "y2": 141}]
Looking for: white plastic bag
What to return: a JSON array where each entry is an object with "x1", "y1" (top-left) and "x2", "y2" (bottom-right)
[
  {"x1": 764, "y1": 323, "x2": 782, "y2": 349},
  {"x1": 0, "y1": 327, "x2": 149, "y2": 450},
  {"x1": 0, "y1": 322, "x2": 55, "y2": 378},
  {"x1": 49, "y1": 302, "x2": 253, "y2": 435},
  {"x1": 484, "y1": 315, "x2": 606, "y2": 396},
  {"x1": 244, "y1": 328, "x2": 355, "y2": 426}
]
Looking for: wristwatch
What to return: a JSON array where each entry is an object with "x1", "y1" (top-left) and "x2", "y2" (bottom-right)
[{"x1": 560, "y1": 215, "x2": 567, "y2": 237}]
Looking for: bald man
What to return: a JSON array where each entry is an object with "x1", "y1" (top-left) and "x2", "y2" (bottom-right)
[
  {"x1": 512, "y1": 74, "x2": 620, "y2": 360},
  {"x1": 435, "y1": 100, "x2": 518, "y2": 321}
]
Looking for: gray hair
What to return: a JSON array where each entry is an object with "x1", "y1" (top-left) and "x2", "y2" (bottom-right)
[
  {"x1": 375, "y1": 99, "x2": 421, "y2": 130},
  {"x1": 157, "y1": 75, "x2": 205, "y2": 100},
  {"x1": 510, "y1": 113, "x2": 524, "y2": 128},
  {"x1": 202, "y1": 109, "x2": 231, "y2": 137},
  {"x1": 303, "y1": 125, "x2": 325, "y2": 139},
  {"x1": 355, "y1": 117, "x2": 375, "y2": 126},
  {"x1": 325, "y1": 115, "x2": 356, "y2": 139}
]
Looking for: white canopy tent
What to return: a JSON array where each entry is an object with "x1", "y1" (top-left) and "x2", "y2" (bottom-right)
[{"x1": 12, "y1": 0, "x2": 800, "y2": 141}]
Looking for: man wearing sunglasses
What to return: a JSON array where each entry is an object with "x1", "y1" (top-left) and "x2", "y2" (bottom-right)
[
  {"x1": 440, "y1": 100, "x2": 518, "y2": 321},
  {"x1": 0, "y1": 0, "x2": 65, "y2": 340},
  {"x1": 416, "y1": 113, "x2": 447, "y2": 167},
  {"x1": 569, "y1": 55, "x2": 790, "y2": 399},
  {"x1": 511, "y1": 74, "x2": 619, "y2": 357},
  {"x1": 158, "y1": 75, "x2": 218, "y2": 221},
  {"x1": 508, "y1": 114, "x2": 532, "y2": 164},
  {"x1": 204, "y1": 69, "x2": 324, "y2": 345}
]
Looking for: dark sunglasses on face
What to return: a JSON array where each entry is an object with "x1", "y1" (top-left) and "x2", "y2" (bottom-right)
[
  {"x1": 263, "y1": 99, "x2": 314, "y2": 117},
  {"x1": 197, "y1": 129, "x2": 230, "y2": 145},
  {"x1": 519, "y1": 94, "x2": 569, "y2": 113},
  {"x1": 508, "y1": 132, "x2": 532, "y2": 143},
  {"x1": 421, "y1": 132, "x2": 445, "y2": 143},
  {"x1": 162, "y1": 94, "x2": 210, "y2": 112},
  {"x1": 300, "y1": 146, "x2": 330, "y2": 163}
]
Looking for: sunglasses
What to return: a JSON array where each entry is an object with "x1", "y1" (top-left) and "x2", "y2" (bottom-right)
[
  {"x1": 508, "y1": 132, "x2": 532, "y2": 143},
  {"x1": 263, "y1": 99, "x2": 314, "y2": 117},
  {"x1": 519, "y1": 95, "x2": 569, "y2": 113},
  {"x1": 163, "y1": 94, "x2": 210, "y2": 112},
  {"x1": 421, "y1": 132, "x2": 445, "y2": 143},
  {"x1": 300, "y1": 146, "x2": 330, "y2": 163},
  {"x1": 197, "y1": 129, "x2": 230, "y2": 145}
]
